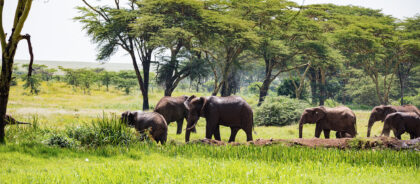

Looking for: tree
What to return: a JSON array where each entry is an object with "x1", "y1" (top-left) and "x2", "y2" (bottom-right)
[
  {"x1": 113, "y1": 70, "x2": 137, "y2": 95},
  {"x1": 198, "y1": 0, "x2": 260, "y2": 96},
  {"x1": 335, "y1": 14, "x2": 400, "y2": 105},
  {"x1": 76, "y1": 0, "x2": 154, "y2": 110},
  {"x1": 396, "y1": 16, "x2": 420, "y2": 104},
  {"x1": 134, "y1": 0, "x2": 208, "y2": 96},
  {"x1": 99, "y1": 70, "x2": 116, "y2": 91},
  {"x1": 0, "y1": 0, "x2": 34, "y2": 143}
]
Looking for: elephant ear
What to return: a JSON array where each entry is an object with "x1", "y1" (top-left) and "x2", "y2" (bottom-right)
[
  {"x1": 184, "y1": 95, "x2": 196, "y2": 110},
  {"x1": 314, "y1": 106, "x2": 327, "y2": 122},
  {"x1": 199, "y1": 97, "x2": 208, "y2": 117},
  {"x1": 383, "y1": 106, "x2": 397, "y2": 116}
]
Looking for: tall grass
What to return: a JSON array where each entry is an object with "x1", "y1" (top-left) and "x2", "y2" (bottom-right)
[{"x1": 66, "y1": 114, "x2": 137, "y2": 147}]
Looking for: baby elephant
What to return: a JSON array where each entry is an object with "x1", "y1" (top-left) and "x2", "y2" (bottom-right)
[
  {"x1": 121, "y1": 111, "x2": 168, "y2": 144},
  {"x1": 381, "y1": 112, "x2": 420, "y2": 140}
]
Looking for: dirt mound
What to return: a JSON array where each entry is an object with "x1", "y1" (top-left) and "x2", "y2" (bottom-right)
[{"x1": 189, "y1": 137, "x2": 420, "y2": 151}]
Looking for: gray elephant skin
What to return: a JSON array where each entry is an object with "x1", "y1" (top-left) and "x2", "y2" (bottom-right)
[
  {"x1": 121, "y1": 111, "x2": 168, "y2": 144},
  {"x1": 154, "y1": 95, "x2": 196, "y2": 134},
  {"x1": 184, "y1": 95, "x2": 254, "y2": 143},
  {"x1": 381, "y1": 112, "x2": 420, "y2": 140},
  {"x1": 299, "y1": 106, "x2": 357, "y2": 139},
  {"x1": 367, "y1": 105, "x2": 420, "y2": 137}
]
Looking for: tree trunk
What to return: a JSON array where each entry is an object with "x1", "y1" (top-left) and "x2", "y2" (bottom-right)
[
  {"x1": 318, "y1": 68, "x2": 326, "y2": 106},
  {"x1": 141, "y1": 52, "x2": 152, "y2": 110},
  {"x1": 129, "y1": 50, "x2": 148, "y2": 110},
  {"x1": 258, "y1": 79, "x2": 270, "y2": 106},
  {"x1": 0, "y1": 54, "x2": 16, "y2": 143},
  {"x1": 309, "y1": 68, "x2": 317, "y2": 105}
]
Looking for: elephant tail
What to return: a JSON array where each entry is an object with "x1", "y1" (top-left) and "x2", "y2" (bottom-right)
[
  {"x1": 353, "y1": 115, "x2": 358, "y2": 135},
  {"x1": 252, "y1": 112, "x2": 257, "y2": 135}
]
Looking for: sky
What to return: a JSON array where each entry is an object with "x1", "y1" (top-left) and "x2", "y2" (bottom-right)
[{"x1": 3, "y1": 0, "x2": 420, "y2": 63}]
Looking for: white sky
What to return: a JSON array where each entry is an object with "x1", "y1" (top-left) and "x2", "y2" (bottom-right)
[{"x1": 3, "y1": 0, "x2": 420, "y2": 63}]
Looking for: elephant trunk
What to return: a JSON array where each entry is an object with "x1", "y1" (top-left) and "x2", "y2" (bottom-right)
[
  {"x1": 299, "y1": 120, "x2": 304, "y2": 138},
  {"x1": 185, "y1": 117, "x2": 198, "y2": 142},
  {"x1": 367, "y1": 115, "x2": 375, "y2": 137}
]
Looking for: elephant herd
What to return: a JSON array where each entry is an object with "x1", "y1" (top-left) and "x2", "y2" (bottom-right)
[
  {"x1": 119, "y1": 95, "x2": 420, "y2": 144},
  {"x1": 121, "y1": 95, "x2": 254, "y2": 144}
]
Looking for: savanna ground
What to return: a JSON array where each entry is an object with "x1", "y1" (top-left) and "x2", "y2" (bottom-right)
[{"x1": 1, "y1": 81, "x2": 419, "y2": 183}]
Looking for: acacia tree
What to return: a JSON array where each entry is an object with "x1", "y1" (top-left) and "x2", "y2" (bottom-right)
[
  {"x1": 76, "y1": 0, "x2": 154, "y2": 110},
  {"x1": 397, "y1": 16, "x2": 420, "y2": 104},
  {"x1": 200, "y1": 0, "x2": 259, "y2": 96},
  {"x1": 0, "y1": 0, "x2": 34, "y2": 143},
  {"x1": 135, "y1": 0, "x2": 209, "y2": 96},
  {"x1": 336, "y1": 15, "x2": 400, "y2": 105}
]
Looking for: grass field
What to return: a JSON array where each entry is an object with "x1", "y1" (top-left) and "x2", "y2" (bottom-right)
[{"x1": 1, "y1": 81, "x2": 419, "y2": 183}]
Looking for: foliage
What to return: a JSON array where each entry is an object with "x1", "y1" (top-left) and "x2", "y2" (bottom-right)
[
  {"x1": 112, "y1": 71, "x2": 138, "y2": 95},
  {"x1": 255, "y1": 96, "x2": 310, "y2": 126},
  {"x1": 59, "y1": 67, "x2": 97, "y2": 94},
  {"x1": 247, "y1": 82, "x2": 262, "y2": 95},
  {"x1": 404, "y1": 93, "x2": 420, "y2": 108},
  {"x1": 22, "y1": 75, "x2": 41, "y2": 95},
  {"x1": 277, "y1": 77, "x2": 309, "y2": 99},
  {"x1": 45, "y1": 133, "x2": 74, "y2": 148}
]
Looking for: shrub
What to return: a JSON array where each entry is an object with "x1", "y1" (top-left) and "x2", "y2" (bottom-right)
[
  {"x1": 324, "y1": 99, "x2": 342, "y2": 107},
  {"x1": 404, "y1": 94, "x2": 420, "y2": 108},
  {"x1": 66, "y1": 115, "x2": 137, "y2": 147},
  {"x1": 45, "y1": 134, "x2": 73, "y2": 148},
  {"x1": 255, "y1": 96, "x2": 310, "y2": 126}
]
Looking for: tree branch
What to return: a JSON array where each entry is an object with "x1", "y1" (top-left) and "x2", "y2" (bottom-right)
[
  {"x1": 21, "y1": 34, "x2": 34, "y2": 77},
  {"x1": 0, "y1": 0, "x2": 6, "y2": 50},
  {"x1": 12, "y1": 0, "x2": 33, "y2": 41},
  {"x1": 81, "y1": 0, "x2": 109, "y2": 21}
]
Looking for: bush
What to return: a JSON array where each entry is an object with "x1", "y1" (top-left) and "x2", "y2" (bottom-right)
[
  {"x1": 404, "y1": 94, "x2": 420, "y2": 108},
  {"x1": 324, "y1": 99, "x2": 342, "y2": 107},
  {"x1": 45, "y1": 134, "x2": 73, "y2": 148},
  {"x1": 66, "y1": 115, "x2": 137, "y2": 147},
  {"x1": 255, "y1": 96, "x2": 310, "y2": 126}
]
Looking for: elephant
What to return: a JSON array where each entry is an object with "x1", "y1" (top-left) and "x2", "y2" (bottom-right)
[
  {"x1": 299, "y1": 106, "x2": 357, "y2": 139},
  {"x1": 381, "y1": 112, "x2": 420, "y2": 140},
  {"x1": 4, "y1": 115, "x2": 31, "y2": 125},
  {"x1": 154, "y1": 95, "x2": 196, "y2": 134},
  {"x1": 183, "y1": 95, "x2": 254, "y2": 143},
  {"x1": 121, "y1": 111, "x2": 168, "y2": 144},
  {"x1": 367, "y1": 105, "x2": 420, "y2": 137}
]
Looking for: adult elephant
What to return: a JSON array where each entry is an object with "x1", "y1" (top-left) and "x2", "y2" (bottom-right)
[
  {"x1": 299, "y1": 106, "x2": 357, "y2": 139},
  {"x1": 121, "y1": 111, "x2": 168, "y2": 144},
  {"x1": 154, "y1": 95, "x2": 196, "y2": 134},
  {"x1": 367, "y1": 105, "x2": 420, "y2": 137},
  {"x1": 381, "y1": 112, "x2": 420, "y2": 139},
  {"x1": 183, "y1": 95, "x2": 253, "y2": 143}
]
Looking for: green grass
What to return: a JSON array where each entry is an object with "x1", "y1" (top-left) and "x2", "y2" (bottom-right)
[{"x1": 1, "y1": 81, "x2": 419, "y2": 183}]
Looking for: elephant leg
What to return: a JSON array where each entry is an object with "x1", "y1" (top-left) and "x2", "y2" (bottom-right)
[
  {"x1": 176, "y1": 119, "x2": 183, "y2": 134},
  {"x1": 228, "y1": 127, "x2": 240, "y2": 142},
  {"x1": 410, "y1": 133, "x2": 414, "y2": 140},
  {"x1": 394, "y1": 131, "x2": 402, "y2": 140},
  {"x1": 314, "y1": 123, "x2": 322, "y2": 138},
  {"x1": 335, "y1": 131, "x2": 342, "y2": 138},
  {"x1": 323, "y1": 129, "x2": 330, "y2": 139},
  {"x1": 245, "y1": 128, "x2": 253, "y2": 142},
  {"x1": 213, "y1": 125, "x2": 221, "y2": 141}
]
